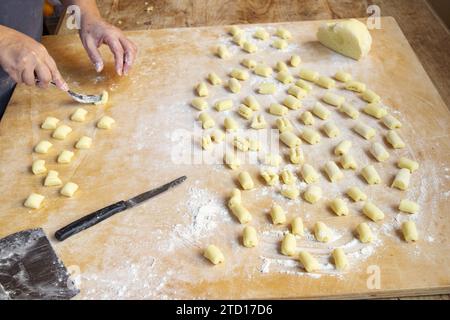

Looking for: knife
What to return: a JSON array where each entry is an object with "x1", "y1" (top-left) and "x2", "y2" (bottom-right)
[{"x1": 55, "y1": 176, "x2": 187, "y2": 241}]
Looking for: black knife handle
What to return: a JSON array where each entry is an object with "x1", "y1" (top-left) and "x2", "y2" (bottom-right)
[{"x1": 55, "y1": 201, "x2": 129, "y2": 241}]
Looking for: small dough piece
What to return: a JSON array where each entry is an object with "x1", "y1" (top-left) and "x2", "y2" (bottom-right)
[
  {"x1": 280, "y1": 131, "x2": 301, "y2": 148},
  {"x1": 291, "y1": 217, "x2": 304, "y2": 236},
  {"x1": 224, "y1": 152, "x2": 240, "y2": 170},
  {"x1": 353, "y1": 122, "x2": 376, "y2": 140},
  {"x1": 208, "y1": 72, "x2": 222, "y2": 85},
  {"x1": 397, "y1": 157, "x2": 419, "y2": 173},
  {"x1": 261, "y1": 169, "x2": 279, "y2": 186},
  {"x1": 232, "y1": 33, "x2": 246, "y2": 46},
  {"x1": 299, "y1": 69, "x2": 319, "y2": 82},
  {"x1": 330, "y1": 198, "x2": 349, "y2": 216},
  {"x1": 75, "y1": 136, "x2": 92, "y2": 149},
  {"x1": 363, "y1": 103, "x2": 387, "y2": 119},
  {"x1": 228, "y1": 78, "x2": 241, "y2": 93},
  {"x1": 57, "y1": 150, "x2": 74, "y2": 164},
  {"x1": 94, "y1": 90, "x2": 109, "y2": 106},
  {"x1": 345, "y1": 80, "x2": 366, "y2": 93},
  {"x1": 356, "y1": 222, "x2": 373, "y2": 243},
  {"x1": 287, "y1": 85, "x2": 307, "y2": 99},
  {"x1": 248, "y1": 138, "x2": 261, "y2": 151},
  {"x1": 276, "y1": 71, "x2": 294, "y2": 84},
  {"x1": 251, "y1": 114, "x2": 267, "y2": 129},
  {"x1": 276, "y1": 117, "x2": 293, "y2": 133},
  {"x1": 242, "y1": 41, "x2": 258, "y2": 53},
  {"x1": 315, "y1": 76, "x2": 336, "y2": 89},
  {"x1": 332, "y1": 248, "x2": 348, "y2": 271},
  {"x1": 233, "y1": 136, "x2": 249, "y2": 151},
  {"x1": 24, "y1": 193, "x2": 45, "y2": 209},
  {"x1": 300, "y1": 128, "x2": 321, "y2": 145},
  {"x1": 281, "y1": 185, "x2": 300, "y2": 200},
  {"x1": 299, "y1": 251, "x2": 320, "y2": 273},
  {"x1": 269, "y1": 103, "x2": 288, "y2": 116},
  {"x1": 391, "y1": 168, "x2": 411, "y2": 191},
  {"x1": 60, "y1": 182, "x2": 79, "y2": 197},
  {"x1": 339, "y1": 102, "x2": 359, "y2": 119},
  {"x1": 347, "y1": 186, "x2": 367, "y2": 202},
  {"x1": 238, "y1": 171, "x2": 254, "y2": 190},
  {"x1": 370, "y1": 142, "x2": 390, "y2": 162},
  {"x1": 97, "y1": 116, "x2": 115, "y2": 130},
  {"x1": 32, "y1": 159, "x2": 47, "y2": 175},
  {"x1": 71, "y1": 108, "x2": 88, "y2": 122},
  {"x1": 241, "y1": 58, "x2": 257, "y2": 69},
  {"x1": 229, "y1": 202, "x2": 252, "y2": 224},
  {"x1": 315, "y1": 221, "x2": 332, "y2": 242},
  {"x1": 238, "y1": 104, "x2": 253, "y2": 120},
  {"x1": 53, "y1": 124, "x2": 73, "y2": 139},
  {"x1": 230, "y1": 68, "x2": 249, "y2": 81},
  {"x1": 204, "y1": 245, "x2": 225, "y2": 265},
  {"x1": 295, "y1": 79, "x2": 313, "y2": 92},
  {"x1": 324, "y1": 161, "x2": 344, "y2": 182},
  {"x1": 289, "y1": 146, "x2": 304, "y2": 164},
  {"x1": 41, "y1": 116, "x2": 60, "y2": 130},
  {"x1": 299, "y1": 111, "x2": 314, "y2": 125},
  {"x1": 290, "y1": 55, "x2": 301, "y2": 67},
  {"x1": 399, "y1": 199, "x2": 419, "y2": 214},
  {"x1": 402, "y1": 221, "x2": 418, "y2": 242},
  {"x1": 196, "y1": 82, "x2": 208, "y2": 97},
  {"x1": 322, "y1": 121, "x2": 340, "y2": 138},
  {"x1": 243, "y1": 95, "x2": 260, "y2": 111},
  {"x1": 335, "y1": 140, "x2": 352, "y2": 156},
  {"x1": 228, "y1": 188, "x2": 241, "y2": 208},
  {"x1": 382, "y1": 114, "x2": 402, "y2": 129},
  {"x1": 191, "y1": 97, "x2": 208, "y2": 110},
  {"x1": 254, "y1": 64, "x2": 273, "y2": 77},
  {"x1": 339, "y1": 153, "x2": 357, "y2": 170},
  {"x1": 264, "y1": 153, "x2": 282, "y2": 167},
  {"x1": 322, "y1": 92, "x2": 345, "y2": 107},
  {"x1": 334, "y1": 71, "x2": 352, "y2": 82},
  {"x1": 275, "y1": 27, "x2": 292, "y2": 39},
  {"x1": 275, "y1": 61, "x2": 289, "y2": 72},
  {"x1": 301, "y1": 164, "x2": 319, "y2": 184},
  {"x1": 214, "y1": 99, "x2": 233, "y2": 112},
  {"x1": 201, "y1": 135, "x2": 213, "y2": 150},
  {"x1": 44, "y1": 170, "x2": 62, "y2": 187},
  {"x1": 303, "y1": 185, "x2": 322, "y2": 204},
  {"x1": 283, "y1": 95, "x2": 301, "y2": 110},
  {"x1": 229, "y1": 25, "x2": 242, "y2": 36},
  {"x1": 361, "y1": 165, "x2": 381, "y2": 185},
  {"x1": 224, "y1": 117, "x2": 238, "y2": 131},
  {"x1": 361, "y1": 89, "x2": 381, "y2": 103},
  {"x1": 254, "y1": 27, "x2": 269, "y2": 40},
  {"x1": 216, "y1": 45, "x2": 231, "y2": 59},
  {"x1": 362, "y1": 201, "x2": 385, "y2": 222},
  {"x1": 281, "y1": 233, "x2": 296, "y2": 256},
  {"x1": 272, "y1": 39, "x2": 288, "y2": 50},
  {"x1": 270, "y1": 204, "x2": 286, "y2": 225},
  {"x1": 258, "y1": 82, "x2": 276, "y2": 95},
  {"x1": 199, "y1": 112, "x2": 215, "y2": 129},
  {"x1": 311, "y1": 102, "x2": 330, "y2": 120},
  {"x1": 243, "y1": 226, "x2": 258, "y2": 248},
  {"x1": 211, "y1": 130, "x2": 225, "y2": 143},
  {"x1": 386, "y1": 130, "x2": 405, "y2": 149}
]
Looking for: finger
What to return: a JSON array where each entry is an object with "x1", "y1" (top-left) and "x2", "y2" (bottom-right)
[
  {"x1": 21, "y1": 65, "x2": 36, "y2": 86},
  {"x1": 104, "y1": 37, "x2": 124, "y2": 76},
  {"x1": 46, "y1": 56, "x2": 69, "y2": 91},
  {"x1": 120, "y1": 37, "x2": 137, "y2": 75},
  {"x1": 84, "y1": 36, "x2": 104, "y2": 72},
  {"x1": 34, "y1": 63, "x2": 52, "y2": 88}
]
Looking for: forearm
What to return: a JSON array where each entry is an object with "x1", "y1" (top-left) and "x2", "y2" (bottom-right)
[{"x1": 61, "y1": 0, "x2": 101, "y2": 19}]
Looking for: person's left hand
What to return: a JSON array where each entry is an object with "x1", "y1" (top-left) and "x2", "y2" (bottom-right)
[{"x1": 79, "y1": 13, "x2": 137, "y2": 76}]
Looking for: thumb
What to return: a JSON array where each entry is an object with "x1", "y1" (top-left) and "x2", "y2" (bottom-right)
[{"x1": 84, "y1": 36, "x2": 104, "y2": 72}]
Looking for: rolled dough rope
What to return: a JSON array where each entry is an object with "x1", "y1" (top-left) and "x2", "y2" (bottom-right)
[{"x1": 204, "y1": 245, "x2": 225, "y2": 265}]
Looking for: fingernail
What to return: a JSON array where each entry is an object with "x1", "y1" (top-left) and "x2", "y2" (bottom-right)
[{"x1": 95, "y1": 62, "x2": 103, "y2": 73}]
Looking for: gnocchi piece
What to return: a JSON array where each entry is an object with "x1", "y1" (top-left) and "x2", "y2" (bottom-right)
[
  {"x1": 301, "y1": 164, "x2": 319, "y2": 184},
  {"x1": 281, "y1": 233, "x2": 296, "y2": 256},
  {"x1": 94, "y1": 90, "x2": 109, "y2": 105},
  {"x1": 346, "y1": 186, "x2": 367, "y2": 202},
  {"x1": 276, "y1": 117, "x2": 293, "y2": 133},
  {"x1": 60, "y1": 182, "x2": 79, "y2": 197},
  {"x1": 300, "y1": 128, "x2": 321, "y2": 145},
  {"x1": 382, "y1": 114, "x2": 402, "y2": 129},
  {"x1": 228, "y1": 188, "x2": 242, "y2": 207},
  {"x1": 229, "y1": 202, "x2": 252, "y2": 224},
  {"x1": 353, "y1": 122, "x2": 376, "y2": 140},
  {"x1": 196, "y1": 82, "x2": 208, "y2": 97},
  {"x1": 71, "y1": 108, "x2": 88, "y2": 122},
  {"x1": 281, "y1": 185, "x2": 300, "y2": 200},
  {"x1": 258, "y1": 82, "x2": 276, "y2": 95},
  {"x1": 233, "y1": 136, "x2": 249, "y2": 151},
  {"x1": 224, "y1": 117, "x2": 238, "y2": 131},
  {"x1": 204, "y1": 245, "x2": 225, "y2": 265},
  {"x1": 311, "y1": 102, "x2": 330, "y2": 120},
  {"x1": 248, "y1": 138, "x2": 261, "y2": 151},
  {"x1": 97, "y1": 116, "x2": 115, "y2": 130},
  {"x1": 57, "y1": 150, "x2": 74, "y2": 164},
  {"x1": 275, "y1": 61, "x2": 289, "y2": 72},
  {"x1": 322, "y1": 121, "x2": 340, "y2": 138},
  {"x1": 208, "y1": 72, "x2": 222, "y2": 85},
  {"x1": 238, "y1": 104, "x2": 253, "y2": 119},
  {"x1": 201, "y1": 135, "x2": 213, "y2": 150},
  {"x1": 322, "y1": 92, "x2": 345, "y2": 107},
  {"x1": 280, "y1": 169, "x2": 296, "y2": 184},
  {"x1": 299, "y1": 69, "x2": 319, "y2": 82},
  {"x1": 276, "y1": 71, "x2": 294, "y2": 84},
  {"x1": 254, "y1": 27, "x2": 270, "y2": 40},
  {"x1": 275, "y1": 27, "x2": 292, "y2": 39},
  {"x1": 386, "y1": 130, "x2": 405, "y2": 149},
  {"x1": 335, "y1": 140, "x2": 352, "y2": 156},
  {"x1": 324, "y1": 161, "x2": 344, "y2": 182},
  {"x1": 345, "y1": 80, "x2": 366, "y2": 93},
  {"x1": 224, "y1": 152, "x2": 241, "y2": 170},
  {"x1": 280, "y1": 131, "x2": 301, "y2": 148},
  {"x1": 41, "y1": 116, "x2": 60, "y2": 130},
  {"x1": 338, "y1": 102, "x2": 359, "y2": 119},
  {"x1": 391, "y1": 168, "x2": 411, "y2": 191},
  {"x1": 287, "y1": 85, "x2": 307, "y2": 99},
  {"x1": 361, "y1": 165, "x2": 381, "y2": 185},
  {"x1": 290, "y1": 54, "x2": 301, "y2": 67},
  {"x1": 229, "y1": 25, "x2": 242, "y2": 36},
  {"x1": 232, "y1": 33, "x2": 246, "y2": 46},
  {"x1": 241, "y1": 58, "x2": 257, "y2": 69},
  {"x1": 216, "y1": 45, "x2": 231, "y2": 59},
  {"x1": 199, "y1": 112, "x2": 215, "y2": 129},
  {"x1": 238, "y1": 171, "x2": 254, "y2": 190},
  {"x1": 397, "y1": 157, "x2": 419, "y2": 173},
  {"x1": 251, "y1": 114, "x2": 267, "y2": 129},
  {"x1": 53, "y1": 124, "x2": 73, "y2": 139},
  {"x1": 299, "y1": 111, "x2": 314, "y2": 125},
  {"x1": 295, "y1": 79, "x2": 313, "y2": 92},
  {"x1": 370, "y1": 142, "x2": 390, "y2": 162},
  {"x1": 332, "y1": 248, "x2": 348, "y2": 270},
  {"x1": 303, "y1": 185, "x2": 322, "y2": 204},
  {"x1": 75, "y1": 136, "x2": 92, "y2": 149},
  {"x1": 264, "y1": 153, "x2": 282, "y2": 167},
  {"x1": 282, "y1": 95, "x2": 301, "y2": 110},
  {"x1": 361, "y1": 89, "x2": 381, "y2": 103},
  {"x1": 291, "y1": 217, "x2": 304, "y2": 236},
  {"x1": 242, "y1": 41, "x2": 258, "y2": 53},
  {"x1": 298, "y1": 251, "x2": 320, "y2": 273},
  {"x1": 402, "y1": 221, "x2": 418, "y2": 242},
  {"x1": 32, "y1": 159, "x2": 47, "y2": 175},
  {"x1": 209, "y1": 131, "x2": 223, "y2": 145},
  {"x1": 243, "y1": 95, "x2": 260, "y2": 111},
  {"x1": 330, "y1": 198, "x2": 349, "y2": 216},
  {"x1": 399, "y1": 199, "x2": 419, "y2": 214},
  {"x1": 269, "y1": 103, "x2": 288, "y2": 116},
  {"x1": 254, "y1": 64, "x2": 273, "y2": 77},
  {"x1": 261, "y1": 169, "x2": 279, "y2": 186},
  {"x1": 44, "y1": 170, "x2": 62, "y2": 187},
  {"x1": 230, "y1": 68, "x2": 249, "y2": 81},
  {"x1": 363, "y1": 202, "x2": 385, "y2": 222},
  {"x1": 363, "y1": 103, "x2": 387, "y2": 119},
  {"x1": 243, "y1": 226, "x2": 258, "y2": 248},
  {"x1": 356, "y1": 222, "x2": 373, "y2": 243},
  {"x1": 315, "y1": 76, "x2": 336, "y2": 89},
  {"x1": 214, "y1": 99, "x2": 233, "y2": 112},
  {"x1": 289, "y1": 146, "x2": 304, "y2": 164},
  {"x1": 270, "y1": 204, "x2": 286, "y2": 225},
  {"x1": 334, "y1": 71, "x2": 352, "y2": 83},
  {"x1": 314, "y1": 221, "x2": 331, "y2": 242},
  {"x1": 228, "y1": 78, "x2": 241, "y2": 93},
  {"x1": 339, "y1": 154, "x2": 357, "y2": 170},
  {"x1": 272, "y1": 39, "x2": 288, "y2": 50},
  {"x1": 24, "y1": 193, "x2": 45, "y2": 209},
  {"x1": 191, "y1": 97, "x2": 208, "y2": 111}
]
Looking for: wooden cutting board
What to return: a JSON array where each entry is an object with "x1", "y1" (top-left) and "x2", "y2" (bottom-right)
[{"x1": 0, "y1": 17, "x2": 449, "y2": 299}]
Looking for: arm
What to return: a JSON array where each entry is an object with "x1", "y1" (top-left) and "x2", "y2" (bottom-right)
[{"x1": 62, "y1": 0, "x2": 138, "y2": 76}]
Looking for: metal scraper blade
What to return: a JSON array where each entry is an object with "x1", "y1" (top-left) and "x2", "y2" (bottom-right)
[{"x1": 0, "y1": 228, "x2": 79, "y2": 300}]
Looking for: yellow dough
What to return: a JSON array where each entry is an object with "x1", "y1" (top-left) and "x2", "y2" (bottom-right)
[
  {"x1": 363, "y1": 201, "x2": 385, "y2": 222},
  {"x1": 41, "y1": 116, "x2": 60, "y2": 129},
  {"x1": 298, "y1": 251, "x2": 320, "y2": 273},
  {"x1": 276, "y1": 61, "x2": 289, "y2": 72},
  {"x1": 238, "y1": 104, "x2": 253, "y2": 119},
  {"x1": 276, "y1": 71, "x2": 294, "y2": 84},
  {"x1": 332, "y1": 248, "x2": 348, "y2": 270},
  {"x1": 191, "y1": 98, "x2": 208, "y2": 111},
  {"x1": 399, "y1": 199, "x2": 419, "y2": 214},
  {"x1": 397, "y1": 157, "x2": 419, "y2": 172},
  {"x1": 346, "y1": 186, "x2": 367, "y2": 202},
  {"x1": 34, "y1": 140, "x2": 53, "y2": 154},
  {"x1": 287, "y1": 85, "x2": 307, "y2": 99},
  {"x1": 24, "y1": 193, "x2": 45, "y2": 209},
  {"x1": 97, "y1": 116, "x2": 115, "y2": 129},
  {"x1": 224, "y1": 117, "x2": 237, "y2": 131},
  {"x1": 201, "y1": 135, "x2": 212, "y2": 150},
  {"x1": 270, "y1": 204, "x2": 286, "y2": 225},
  {"x1": 330, "y1": 198, "x2": 349, "y2": 216},
  {"x1": 272, "y1": 38, "x2": 288, "y2": 50},
  {"x1": 391, "y1": 168, "x2": 411, "y2": 191},
  {"x1": 238, "y1": 171, "x2": 254, "y2": 190},
  {"x1": 314, "y1": 221, "x2": 331, "y2": 242},
  {"x1": 291, "y1": 217, "x2": 304, "y2": 236},
  {"x1": 57, "y1": 150, "x2": 74, "y2": 164},
  {"x1": 283, "y1": 95, "x2": 301, "y2": 110},
  {"x1": 276, "y1": 117, "x2": 293, "y2": 133},
  {"x1": 275, "y1": 27, "x2": 292, "y2": 39},
  {"x1": 281, "y1": 185, "x2": 300, "y2": 200},
  {"x1": 52, "y1": 124, "x2": 72, "y2": 140},
  {"x1": 315, "y1": 76, "x2": 335, "y2": 89},
  {"x1": 204, "y1": 245, "x2": 225, "y2": 265},
  {"x1": 214, "y1": 99, "x2": 233, "y2": 112},
  {"x1": 324, "y1": 161, "x2": 343, "y2": 182},
  {"x1": 224, "y1": 152, "x2": 240, "y2": 170},
  {"x1": 208, "y1": 72, "x2": 222, "y2": 85},
  {"x1": 31, "y1": 159, "x2": 47, "y2": 175},
  {"x1": 339, "y1": 102, "x2": 359, "y2": 119},
  {"x1": 402, "y1": 221, "x2": 418, "y2": 242},
  {"x1": 230, "y1": 68, "x2": 249, "y2": 81},
  {"x1": 216, "y1": 45, "x2": 231, "y2": 59},
  {"x1": 60, "y1": 182, "x2": 79, "y2": 197},
  {"x1": 290, "y1": 55, "x2": 301, "y2": 67},
  {"x1": 289, "y1": 146, "x2": 304, "y2": 164},
  {"x1": 317, "y1": 18, "x2": 372, "y2": 60},
  {"x1": 242, "y1": 41, "x2": 257, "y2": 53},
  {"x1": 335, "y1": 140, "x2": 352, "y2": 156},
  {"x1": 339, "y1": 153, "x2": 357, "y2": 170},
  {"x1": 71, "y1": 108, "x2": 88, "y2": 122},
  {"x1": 94, "y1": 90, "x2": 109, "y2": 105},
  {"x1": 303, "y1": 185, "x2": 322, "y2": 204},
  {"x1": 243, "y1": 95, "x2": 260, "y2": 111},
  {"x1": 281, "y1": 233, "x2": 296, "y2": 256},
  {"x1": 251, "y1": 114, "x2": 267, "y2": 129},
  {"x1": 254, "y1": 64, "x2": 273, "y2": 77},
  {"x1": 299, "y1": 69, "x2": 319, "y2": 82},
  {"x1": 254, "y1": 27, "x2": 269, "y2": 40},
  {"x1": 243, "y1": 226, "x2": 258, "y2": 248},
  {"x1": 356, "y1": 222, "x2": 373, "y2": 243},
  {"x1": 269, "y1": 103, "x2": 288, "y2": 116},
  {"x1": 75, "y1": 136, "x2": 92, "y2": 149},
  {"x1": 228, "y1": 78, "x2": 241, "y2": 93},
  {"x1": 299, "y1": 111, "x2": 314, "y2": 125},
  {"x1": 260, "y1": 169, "x2": 279, "y2": 186},
  {"x1": 301, "y1": 164, "x2": 319, "y2": 184},
  {"x1": 361, "y1": 165, "x2": 381, "y2": 185},
  {"x1": 44, "y1": 170, "x2": 62, "y2": 187},
  {"x1": 258, "y1": 82, "x2": 276, "y2": 94},
  {"x1": 280, "y1": 131, "x2": 301, "y2": 148},
  {"x1": 334, "y1": 71, "x2": 352, "y2": 82}
]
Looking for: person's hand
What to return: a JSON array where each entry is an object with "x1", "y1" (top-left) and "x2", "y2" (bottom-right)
[
  {"x1": 0, "y1": 26, "x2": 68, "y2": 90},
  {"x1": 79, "y1": 13, "x2": 137, "y2": 76}
]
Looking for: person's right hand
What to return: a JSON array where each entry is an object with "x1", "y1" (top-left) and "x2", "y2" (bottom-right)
[{"x1": 0, "y1": 25, "x2": 68, "y2": 91}]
